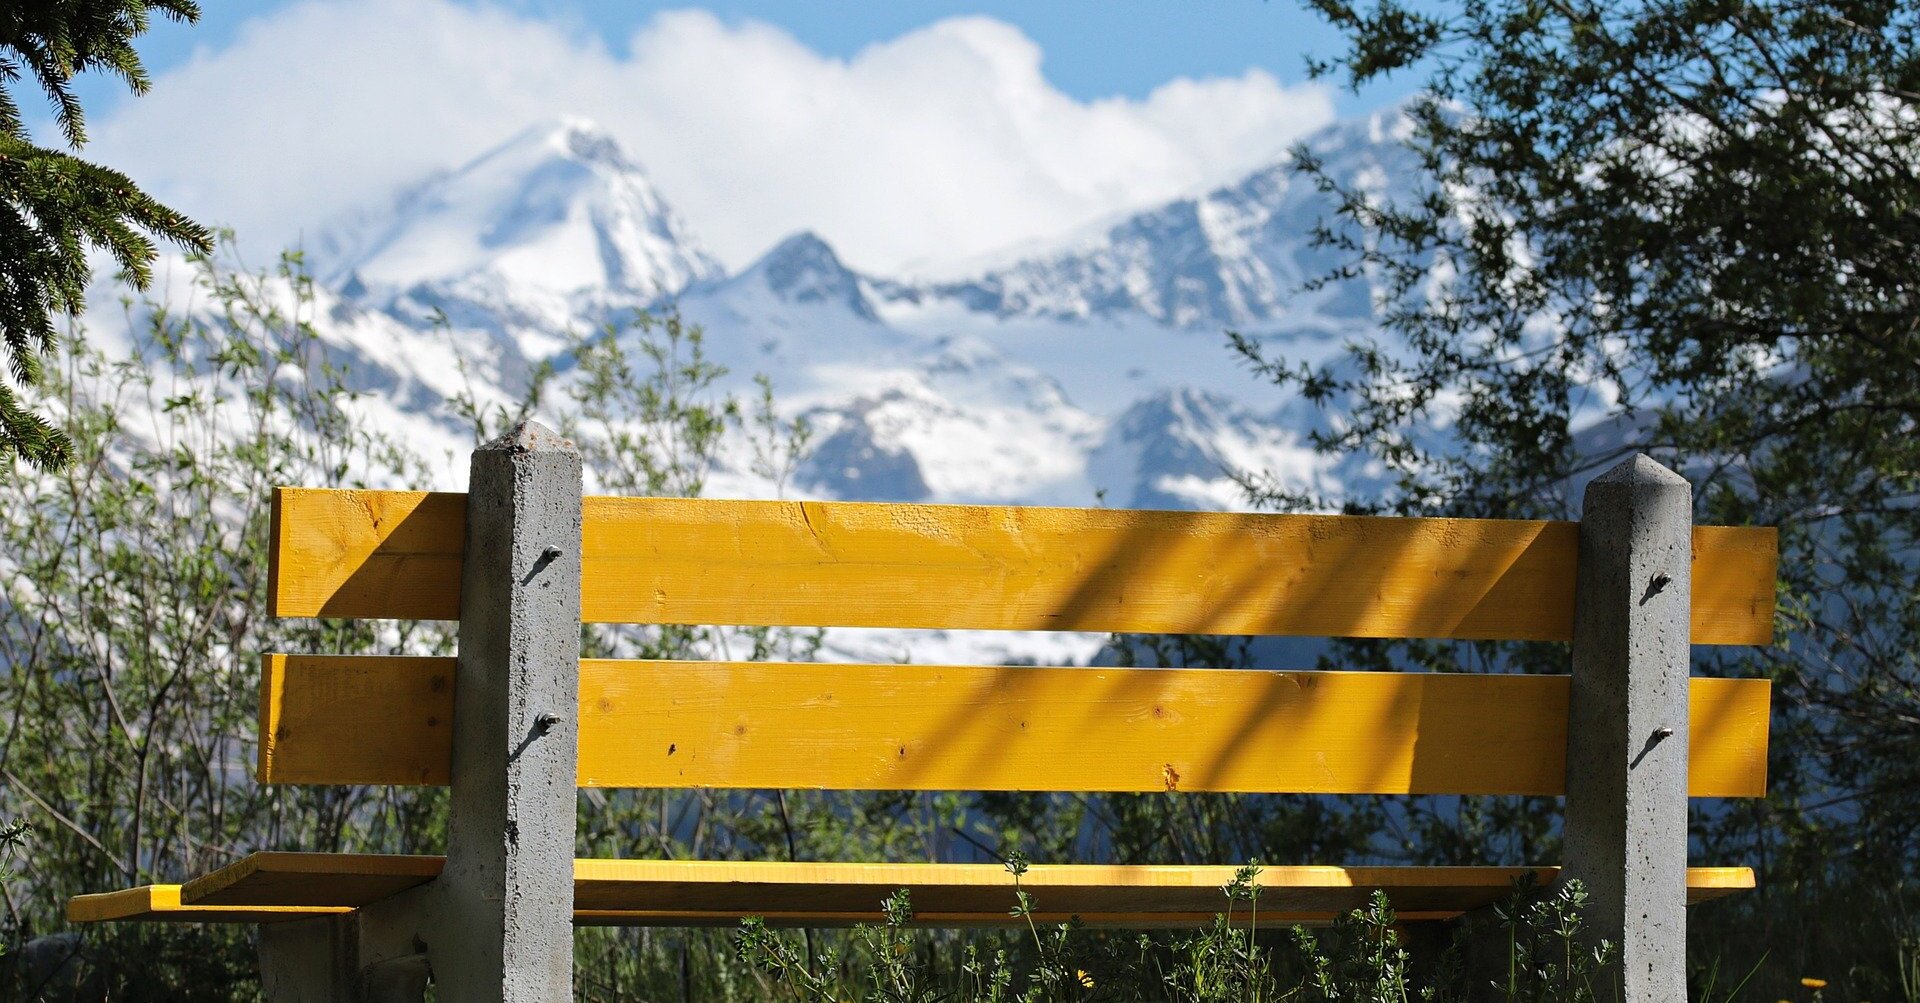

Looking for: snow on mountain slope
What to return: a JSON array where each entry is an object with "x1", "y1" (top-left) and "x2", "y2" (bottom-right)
[
  {"x1": 795, "y1": 337, "x2": 1103, "y2": 504},
  {"x1": 312, "y1": 117, "x2": 724, "y2": 381},
  {"x1": 1088, "y1": 387, "x2": 1338, "y2": 510},
  {"x1": 656, "y1": 232, "x2": 1106, "y2": 504},
  {"x1": 604, "y1": 113, "x2": 1415, "y2": 512},
  {"x1": 320, "y1": 117, "x2": 722, "y2": 301},
  {"x1": 670, "y1": 230, "x2": 896, "y2": 390},
  {"x1": 880, "y1": 111, "x2": 1416, "y2": 332},
  {"x1": 748, "y1": 232, "x2": 882, "y2": 323}
]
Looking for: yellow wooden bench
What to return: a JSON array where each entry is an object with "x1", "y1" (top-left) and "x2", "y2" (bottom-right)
[{"x1": 66, "y1": 425, "x2": 1775, "y2": 1002}]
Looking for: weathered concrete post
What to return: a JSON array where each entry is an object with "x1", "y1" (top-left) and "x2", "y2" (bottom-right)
[
  {"x1": 255, "y1": 423, "x2": 582, "y2": 1002},
  {"x1": 433, "y1": 420, "x2": 583, "y2": 1001},
  {"x1": 258, "y1": 914, "x2": 357, "y2": 1001},
  {"x1": 1563, "y1": 453, "x2": 1692, "y2": 1002},
  {"x1": 257, "y1": 894, "x2": 431, "y2": 1002}
]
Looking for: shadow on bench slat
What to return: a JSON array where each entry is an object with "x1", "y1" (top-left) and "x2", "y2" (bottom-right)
[
  {"x1": 258, "y1": 657, "x2": 1773, "y2": 797},
  {"x1": 269, "y1": 490, "x2": 1778, "y2": 646}
]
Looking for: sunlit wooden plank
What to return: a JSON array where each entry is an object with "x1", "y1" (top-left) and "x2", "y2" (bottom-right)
[
  {"x1": 270, "y1": 490, "x2": 1776, "y2": 644},
  {"x1": 259, "y1": 656, "x2": 1770, "y2": 797},
  {"x1": 181, "y1": 849, "x2": 443, "y2": 909},
  {"x1": 270, "y1": 488, "x2": 465, "y2": 621}
]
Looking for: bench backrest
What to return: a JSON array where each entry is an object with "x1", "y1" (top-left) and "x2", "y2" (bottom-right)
[
  {"x1": 259, "y1": 488, "x2": 1776, "y2": 801},
  {"x1": 271, "y1": 490, "x2": 1775, "y2": 640}
]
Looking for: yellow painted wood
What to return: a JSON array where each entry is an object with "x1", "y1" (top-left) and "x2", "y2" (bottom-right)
[
  {"x1": 1691, "y1": 672, "x2": 1773, "y2": 798},
  {"x1": 258, "y1": 656, "x2": 1771, "y2": 797},
  {"x1": 65, "y1": 884, "x2": 351, "y2": 924},
  {"x1": 568, "y1": 860, "x2": 1752, "y2": 920},
  {"x1": 163, "y1": 852, "x2": 1752, "y2": 928},
  {"x1": 570, "y1": 909, "x2": 1457, "y2": 929},
  {"x1": 270, "y1": 488, "x2": 465, "y2": 621},
  {"x1": 257, "y1": 654, "x2": 453, "y2": 785},
  {"x1": 181, "y1": 849, "x2": 444, "y2": 908},
  {"x1": 269, "y1": 490, "x2": 1776, "y2": 645}
]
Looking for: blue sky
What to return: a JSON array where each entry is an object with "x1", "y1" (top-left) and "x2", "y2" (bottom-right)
[
  {"x1": 85, "y1": 2, "x2": 1412, "y2": 112},
  {"x1": 69, "y1": 2, "x2": 1426, "y2": 273}
]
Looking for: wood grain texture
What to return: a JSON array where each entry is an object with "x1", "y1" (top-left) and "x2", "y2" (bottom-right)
[
  {"x1": 269, "y1": 491, "x2": 1776, "y2": 644},
  {"x1": 258, "y1": 656, "x2": 1770, "y2": 797},
  {"x1": 270, "y1": 488, "x2": 465, "y2": 620},
  {"x1": 257, "y1": 654, "x2": 454, "y2": 785},
  {"x1": 158, "y1": 852, "x2": 1751, "y2": 928}
]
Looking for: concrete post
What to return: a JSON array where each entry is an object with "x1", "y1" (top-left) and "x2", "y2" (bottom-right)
[
  {"x1": 432, "y1": 420, "x2": 583, "y2": 1001},
  {"x1": 353, "y1": 885, "x2": 436, "y2": 1002},
  {"x1": 257, "y1": 885, "x2": 438, "y2": 1002},
  {"x1": 258, "y1": 916, "x2": 357, "y2": 1002},
  {"x1": 1563, "y1": 453, "x2": 1692, "y2": 1001},
  {"x1": 256, "y1": 422, "x2": 580, "y2": 1002}
]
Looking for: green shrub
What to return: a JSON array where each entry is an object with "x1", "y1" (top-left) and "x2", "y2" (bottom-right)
[{"x1": 734, "y1": 858, "x2": 1622, "y2": 1003}]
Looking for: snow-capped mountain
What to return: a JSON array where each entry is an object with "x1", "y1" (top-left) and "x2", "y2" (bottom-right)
[
  {"x1": 792, "y1": 336, "x2": 1103, "y2": 504},
  {"x1": 292, "y1": 111, "x2": 1422, "y2": 511},
  {"x1": 322, "y1": 117, "x2": 722, "y2": 302},
  {"x1": 746, "y1": 232, "x2": 882, "y2": 323},
  {"x1": 315, "y1": 117, "x2": 725, "y2": 383}
]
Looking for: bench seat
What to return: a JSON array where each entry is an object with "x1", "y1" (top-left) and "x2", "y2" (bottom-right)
[{"x1": 70, "y1": 853, "x2": 1755, "y2": 928}]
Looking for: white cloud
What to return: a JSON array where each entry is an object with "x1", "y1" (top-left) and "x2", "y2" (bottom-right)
[{"x1": 87, "y1": 2, "x2": 1335, "y2": 274}]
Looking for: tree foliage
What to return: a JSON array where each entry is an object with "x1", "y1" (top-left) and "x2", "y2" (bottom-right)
[
  {"x1": 1253, "y1": 0, "x2": 1920, "y2": 993},
  {"x1": 0, "y1": 0, "x2": 212, "y2": 471}
]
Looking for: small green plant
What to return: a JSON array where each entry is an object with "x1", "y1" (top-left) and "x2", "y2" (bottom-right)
[
  {"x1": 0, "y1": 819, "x2": 27, "y2": 956},
  {"x1": 1164, "y1": 861, "x2": 1277, "y2": 1002},
  {"x1": 734, "y1": 859, "x2": 1614, "y2": 1003},
  {"x1": 1904, "y1": 933, "x2": 1920, "y2": 1003},
  {"x1": 1694, "y1": 948, "x2": 1767, "y2": 1003},
  {"x1": 1488, "y1": 878, "x2": 1615, "y2": 1003},
  {"x1": 1003, "y1": 850, "x2": 1100, "y2": 1003}
]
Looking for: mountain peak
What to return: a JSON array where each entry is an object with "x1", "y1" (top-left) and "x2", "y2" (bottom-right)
[
  {"x1": 744, "y1": 230, "x2": 877, "y2": 322},
  {"x1": 509, "y1": 115, "x2": 636, "y2": 172},
  {"x1": 318, "y1": 118, "x2": 723, "y2": 301},
  {"x1": 763, "y1": 230, "x2": 838, "y2": 263}
]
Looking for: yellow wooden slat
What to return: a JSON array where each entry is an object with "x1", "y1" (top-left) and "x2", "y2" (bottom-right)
[
  {"x1": 270, "y1": 488, "x2": 466, "y2": 622},
  {"x1": 65, "y1": 884, "x2": 351, "y2": 924},
  {"x1": 269, "y1": 490, "x2": 1777, "y2": 644},
  {"x1": 155, "y1": 852, "x2": 1752, "y2": 929},
  {"x1": 259, "y1": 656, "x2": 1770, "y2": 797},
  {"x1": 270, "y1": 488, "x2": 468, "y2": 618},
  {"x1": 571, "y1": 910, "x2": 1463, "y2": 929},
  {"x1": 257, "y1": 654, "x2": 453, "y2": 786},
  {"x1": 181, "y1": 849, "x2": 444, "y2": 909},
  {"x1": 567, "y1": 860, "x2": 1754, "y2": 919}
]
